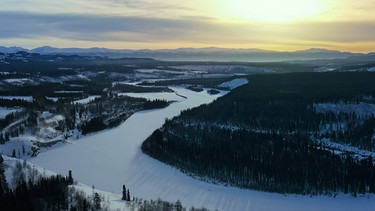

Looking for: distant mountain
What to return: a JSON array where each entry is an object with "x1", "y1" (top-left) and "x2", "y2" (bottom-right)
[
  {"x1": 0, "y1": 46, "x2": 28, "y2": 53},
  {"x1": 0, "y1": 46, "x2": 369, "y2": 62}
]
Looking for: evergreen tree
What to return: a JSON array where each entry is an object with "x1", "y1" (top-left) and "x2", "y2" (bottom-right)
[
  {"x1": 126, "y1": 189, "x2": 130, "y2": 201},
  {"x1": 122, "y1": 185, "x2": 127, "y2": 200},
  {"x1": 5, "y1": 132, "x2": 9, "y2": 142},
  {"x1": 82, "y1": 199, "x2": 88, "y2": 211},
  {"x1": 175, "y1": 200, "x2": 183, "y2": 211},
  {"x1": 67, "y1": 170, "x2": 74, "y2": 185},
  {"x1": 93, "y1": 192, "x2": 101, "y2": 210},
  {"x1": 0, "y1": 154, "x2": 8, "y2": 197}
]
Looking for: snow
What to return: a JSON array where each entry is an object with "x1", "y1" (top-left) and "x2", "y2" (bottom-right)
[
  {"x1": 314, "y1": 67, "x2": 335, "y2": 72},
  {"x1": 73, "y1": 95, "x2": 101, "y2": 104},
  {"x1": 54, "y1": 90, "x2": 83, "y2": 94},
  {"x1": 46, "y1": 97, "x2": 59, "y2": 102},
  {"x1": 27, "y1": 87, "x2": 375, "y2": 211},
  {"x1": 314, "y1": 102, "x2": 375, "y2": 118},
  {"x1": 0, "y1": 136, "x2": 34, "y2": 158},
  {"x1": 170, "y1": 65, "x2": 276, "y2": 74},
  {"x1": 218, "y1": 78, "x2": 248, "y2": 90},
  {"x1": 3, "y1": 155, "x2": 132, "y2": 210},
  {"x1": 118, "y1": 87, "x2": 224, "y2": 101},
  {"x1": 40, "y1": 112, "x2": 64, "y2": 124},
  {"x1": 119, "y1": 91, "x2": 183, "y2": 101},
  {"x1": 318, "y1": 138, "x2": 375, "y2": 161},
  {"x1": 3, "y1": 78, "x2": 37, "y2": 86},
  {"x1": 0, "y1": 95, "x2": 33, "y2": 102},
  {"x1": 72, "y1": 183, "x2": 129, "y2": 211},
  {"x1": 0, "y1": 107, "x2": 23, "y2": 118},
  {"x1": 135, "y1": 69, "x2": 186, "y2": 75},
  {"x1": 59, "y1": 74, "x2": 90, "y2": 81}
]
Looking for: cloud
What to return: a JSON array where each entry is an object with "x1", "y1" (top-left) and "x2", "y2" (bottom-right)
[
  {"x1": 0, "y1": 12, "x2": 196, "y2": 41},
  {"x1": 0, "y1": 11, "x2": 238, "y2": 44},
  {"x1": 288, "y1": 21, "x2": 375, "y2": 43},
  {"x1": 1, "y1": 11, "x2": 375, "y2": 50},
  {"x1": 104, "y1": 0, "x2": 191, "y2": 11}
]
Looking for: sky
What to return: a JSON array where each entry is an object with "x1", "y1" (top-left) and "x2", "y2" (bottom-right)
[{"x1": 1, "y1": 0, "x2": 375, "y2": 52}]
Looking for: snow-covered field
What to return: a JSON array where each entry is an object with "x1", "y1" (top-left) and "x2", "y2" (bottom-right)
[
  {"x1": 0, "y1": 107, "x2": 23, "y2": 118},
  {"x1": 73, "y1": 95, "x2": 101, "y2": 104},
  {"x1": 3, "y1": 78, "x2": 37, "y2": 86},
  {"x1": 28, "y1": 87, "x2": 375, "y2": 211},
  {"x1": 218, "y1": 78, "x2": 248, "y2": 90}
]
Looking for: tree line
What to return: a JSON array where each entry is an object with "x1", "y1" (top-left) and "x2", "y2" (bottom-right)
[{"x1": 142, "y1": 72, "x2": 375, "y2": 195}]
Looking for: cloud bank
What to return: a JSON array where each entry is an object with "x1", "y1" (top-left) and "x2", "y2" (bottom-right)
[{"x1": 1, "y1": 9, "x2": 375, "y2": 52}]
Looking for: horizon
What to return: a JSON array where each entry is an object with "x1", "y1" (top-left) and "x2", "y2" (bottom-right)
[
  {"x1": 1, "y1": 0, "x2": 375, "y2": 53},
  {"x1": 0, "y1": 45, "x2": 371, "y2": 54}
]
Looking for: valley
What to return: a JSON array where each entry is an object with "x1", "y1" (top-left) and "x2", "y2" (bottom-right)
[{"x1": 0, "y1": 51, "x2": 375, "y2": 210}]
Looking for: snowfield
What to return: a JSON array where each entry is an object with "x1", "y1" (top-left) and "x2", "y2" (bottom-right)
[
  {"x1": 218, "y1": 78, "x2": 248, "y2": 90},
  {"x1": 0, "y1": 107, "x2": 23, "y2": 118},
  {"x1": 28, "y1": 87, "x2": 375, "y2": 211},
  {"x1": 73, "y1": 95, "x2": 101, "y2": 104}
]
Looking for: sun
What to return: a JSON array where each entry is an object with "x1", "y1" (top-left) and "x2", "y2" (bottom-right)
[{"x1": 222, "y1": 0, "x2": 325, "y2": 22}]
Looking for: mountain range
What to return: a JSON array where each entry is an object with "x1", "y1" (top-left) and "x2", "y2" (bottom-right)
[{"x1": 0, "y1": 46, "x2": 371, "y2": 62}]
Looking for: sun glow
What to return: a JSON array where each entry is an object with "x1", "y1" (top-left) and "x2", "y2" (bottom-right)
[{"x1": 223, "y1": 0, "x2": 325, "y2": 22}]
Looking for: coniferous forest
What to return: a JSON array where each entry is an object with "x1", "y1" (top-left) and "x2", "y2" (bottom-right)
[{"x1": 142, "y1": 72, "x2": 375, "y2": 196}]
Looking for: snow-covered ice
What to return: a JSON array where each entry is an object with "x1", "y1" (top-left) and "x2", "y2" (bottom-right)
[
  {"x1": 29, "y1": 87, "x2": 375, "y2": 211},
  {"x1": 117, "y1": 87, "x2": 223, "y2": 101}
]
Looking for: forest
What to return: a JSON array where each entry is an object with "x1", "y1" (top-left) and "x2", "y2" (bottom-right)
[
  {"x1": 142, "y1": 72, "x2": 375, "y2": 195},
  {"x1": 0, "y1": 154, "x2": 210, "y2": 211}
]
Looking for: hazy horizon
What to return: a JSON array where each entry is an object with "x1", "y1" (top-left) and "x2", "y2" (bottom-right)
[{"x1": 0, "y1": 45, "x2": 370, "y2": 54}]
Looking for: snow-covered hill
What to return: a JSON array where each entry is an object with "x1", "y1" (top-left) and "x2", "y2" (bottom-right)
[{"x1": 28, "y1": 87, "x2": 375, "y2": 211}]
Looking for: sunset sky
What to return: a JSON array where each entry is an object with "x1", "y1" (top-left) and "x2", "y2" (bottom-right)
[{"x1": 1, "y1": 0, "x2": 375, "y2": 52}]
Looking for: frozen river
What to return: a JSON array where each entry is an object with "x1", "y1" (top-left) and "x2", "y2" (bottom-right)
[{"x1": 30, "y1": 87, "x2": 374, "y2": 211}]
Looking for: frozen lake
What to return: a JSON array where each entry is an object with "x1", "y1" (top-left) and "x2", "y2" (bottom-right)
[{"x1": 29, "y1": 87, "x2": 375, "y2": 211}]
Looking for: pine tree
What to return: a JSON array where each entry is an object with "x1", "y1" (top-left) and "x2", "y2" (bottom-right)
[
  {"x1": 82, "y1": 199, "x2": 88, "y2": 211},
  {"x1": 0, "y1": 154, "x2": 8, "y2": 197},
  {"x1": 93, "y1": 192, "x2": 101, "y2": 210},
  {"x1": 22, "y1": 145, "x2": 25, "y2": 156},
  {"x1": 126, "y1": 189, "x2": 130, "y2": 201},
  {"x1": 175, "y1": 200, "x2": 183, "y2": 211},
  {"x1": 5, "y1": 132, "x2": 9, "y2": 142},
  {"x1": 67, "y1": 170, "x2": 73, "y2": 185},
  {"x1": 122, "y1": 185, "x2": 127, "y2": 200}
]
